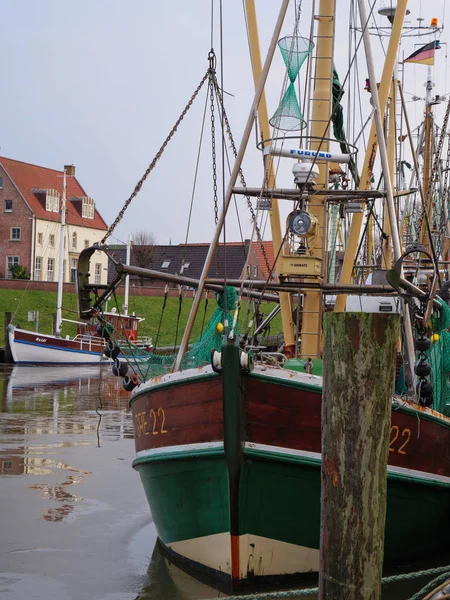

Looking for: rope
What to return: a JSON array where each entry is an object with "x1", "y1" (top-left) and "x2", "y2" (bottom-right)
[
  {"x1": 154, "y1": 284, "x2": 169, "y2": 348},
  {"x1": 173, "y1": 286, "x2": 183, "y2": 353},
  {"x1": 199, "y1": 566, "x2": 450, "y2": 600}
]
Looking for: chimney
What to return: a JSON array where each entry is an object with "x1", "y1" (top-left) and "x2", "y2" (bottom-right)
[{"x1": 64, "y1": 165, "x2": 76, "y2": 177}]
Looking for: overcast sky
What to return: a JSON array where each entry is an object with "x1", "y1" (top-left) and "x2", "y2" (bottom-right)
[{"x1": 1, "y1": 0, "x2": 448, "y2": 246}]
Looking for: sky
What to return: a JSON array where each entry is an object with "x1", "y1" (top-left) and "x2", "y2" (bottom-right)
[{"x1": 1, "y1": 0, "x2": 448, "y2": 247}]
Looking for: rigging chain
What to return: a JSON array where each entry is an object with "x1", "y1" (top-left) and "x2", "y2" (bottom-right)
[
  {"x1": 416, "y1": 98, "x2": 450, "y2": 252},
  {"x1": 212, "y1": 78, "x2": 273, "y2": 279},
  {"x1": 99, "y1": 70, "x2": 210, "y2": 246}
]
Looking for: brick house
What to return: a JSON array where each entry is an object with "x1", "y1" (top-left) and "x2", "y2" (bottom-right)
[
  {"x1": 0, "y1": 157, "x2": 108, "y2": 283},
  {"x1": 108, "y1": 240, "x2": 276, "y2": 291}
]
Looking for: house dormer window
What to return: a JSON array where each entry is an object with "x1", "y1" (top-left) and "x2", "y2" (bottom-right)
[
  {"x1": 72, "y1": 232, "x2": 77, "y2": 250},
  {"x1": 45, "y1": 189, "x2": 60, "y2": 212},
  {"x1": 180, "y1": 260, "x2": 190, "y2": 274},
  {"x1": 82, "y1": 197, "x2": 95, "y2": 219}
]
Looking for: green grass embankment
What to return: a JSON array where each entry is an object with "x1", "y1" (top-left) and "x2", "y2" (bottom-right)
[{"x1": 0, "y1": 289, "x2": 281, "y2": 348}]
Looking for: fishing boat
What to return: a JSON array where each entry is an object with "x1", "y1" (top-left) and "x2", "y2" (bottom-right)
[
  {"x1": 8, "y1": 212, "x2": 145, "y2": 364},
  {"x1": 77, "y1": 0, "x2": 450, "y2": 591}
]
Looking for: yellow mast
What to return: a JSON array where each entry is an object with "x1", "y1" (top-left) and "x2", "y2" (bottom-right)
[
  {"x1": 244, "y1": 0, "x2": 295, "y2": 356},
  {"x1": 334, "y1": 0, "x2": 409, "y2": 312},
  {"x1": 381, "y1": 80, "x2": 397, "y2": 268},
  {"x1": 299, "y1": 0, "x2": 336, "y2": 358}
]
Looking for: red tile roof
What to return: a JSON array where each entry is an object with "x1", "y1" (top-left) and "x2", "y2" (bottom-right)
[
  {"x1": 0, "y1": 156, "x2": 107, "y2": 230},
  {"x1": 252, "y1": 240, "x2": 276, "y2": 279}
]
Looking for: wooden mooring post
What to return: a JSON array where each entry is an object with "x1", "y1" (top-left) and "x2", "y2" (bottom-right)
[{"x1": 319, "y1": 312, "x2": 400, "y2": 600}]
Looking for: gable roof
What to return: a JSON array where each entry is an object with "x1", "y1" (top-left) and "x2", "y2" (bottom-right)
[
  {"x1": 0, "y1": 156, "x2": 107, "y2": 230},
  {"x1": 109, "y1": 242, "x2": 249, "y2": 282},
  {"x1": 252, "y1": 240, "x2": 276, "y2": 279}
]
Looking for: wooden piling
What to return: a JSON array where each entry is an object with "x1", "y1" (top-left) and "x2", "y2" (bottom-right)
[
  {"x1": 4, "y1": 312, "x2": 13, "y2": 364},
  {"x1": 319, "y1": 312, "x2": 400, "y2": 600}
]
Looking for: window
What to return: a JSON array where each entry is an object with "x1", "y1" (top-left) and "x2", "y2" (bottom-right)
[
  {"x1": 82, "y1": 197, "x2": 95, "y2": 219},
  {"x1": 72, "y1": 232, "x2": 77, "y2": 250},
  {"x1": 37, "y1": 232, "x2": 43, "y2": 245},
  {"x1": 253, "y1": 265, "x2": 258, "y2": 278},
  {"x1": 7, "y1": 256, "x2": 19, "y2": 278},
  {"x1": 247, "y1": 265, "x2": 251, "y2": 278},
  {"x1": 5, "y1": 199, "x2": 12, "y2": 212},
  {"x1": 47, "y1": 258, "x2": 55, "y2": 282},
  {"x1": 34, "y1": 257, "x2": 42, "y2": 281},
  {"x1": 49, "y1": 234, "x2": 55, "y2": 248},
  {"x1": 180, "y1": 260, "x2": 190, "y2": 274},
  {"x1": 84, "y1": 239, "x2": 90, "y2": 249},
  {"x1": 70, "y1": 258, "x2": 77, "y2": 284},
  {"x1": 94, "y1": 263, "x2": 101, "y2": 284},
  {"x1": 45, "y1": 189, "x2": 60, "y2": 212},
  {"x1": 0, "y1": 177, "x2": 3, "y2": 189},
  {"x1": 11, "y1": 227, "x2": 21, "y2": 240},
  {"x1": 161, "y1": 260, "x2": 171, "y2": 269},
  {"x1": 2, "y1": 461, "x2": 12, "y2": 472}
]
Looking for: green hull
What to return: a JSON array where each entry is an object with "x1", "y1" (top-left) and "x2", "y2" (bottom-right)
[{"x1": 134, "y1": 445, "x2": 450, "y2": 574}]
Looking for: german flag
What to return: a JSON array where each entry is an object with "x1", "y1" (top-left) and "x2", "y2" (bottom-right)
[{"x1": 404, "y1": 41, "x2": 438, "y2": 66}]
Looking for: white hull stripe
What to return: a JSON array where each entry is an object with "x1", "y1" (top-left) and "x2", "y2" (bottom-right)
[
  {"x1": 135, "y1": 442, "x2": 224, "y2": 461},
  {"x1": 246, "y1": 442, "x2": 450, "y2": 486},
  {"x1": 135, "y1": 441, "x2": 450, "y2": 486},
  {"x1": 14, "y1": 339, "x2": 102, "y2": 356}
]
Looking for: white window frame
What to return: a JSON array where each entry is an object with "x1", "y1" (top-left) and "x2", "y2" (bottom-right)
[
  {"x1": 34, "y1": 256, "x2": 42, "y2": 281},
  {"x1": 11, "y1": 227, "x2": 21, "y2": 241},
  {"x1": 72, "y1": 232, "x2": 77, "y2": 250},
  {"x1": 45, "y1": 189, "x2": 60, "y2": 213},
  {"x1": 94, "y1": 263, "x2": 101, "y2": 285},
  {"x1": 253, "y1": 265, "x2": 258, "y2": 278},
  {"x1": 47, "y1": 258, "x2": 54, "y2": 282},
  {"x1": 84, "y1": 239, "x2": 90, "y2": 249},
  {"x1": 161, "y1": 260, "x2": 171, "y2": 269},
  {"x1": 5, "y1": 199, "x2": 12, "y2": 212},
  {"x1": 7, "y1": 256, "x2": 19, "y2": 278},
  {"x1": 70, "y1": 258, "x2": 77, "y2": 284},
  {"x1": 82, "y1": 197, "x2": 95, "y2": 219},
  {"x1": 37, "y1": 232, "x2": 43, "y2": 245},
  {"x1": 49, "y1": 234, "x2": 55, "y2": 248}
]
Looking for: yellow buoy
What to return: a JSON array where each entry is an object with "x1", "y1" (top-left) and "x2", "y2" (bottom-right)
[
  {"x1": 216, "y1": 322, "x2": 224, "y2": 334},
  {"x1": 431, "y1": 333, "x2": 440, "y2": 343}
]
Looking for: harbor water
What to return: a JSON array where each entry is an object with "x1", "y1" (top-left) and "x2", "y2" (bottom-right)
[{"x1": 0, "y1": 364, "x2": 448, "y2": 600}]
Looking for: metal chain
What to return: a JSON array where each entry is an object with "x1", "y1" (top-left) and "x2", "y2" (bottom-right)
[
  {"x1": 100, "y1": 71, "x2": 209, "y2": 245},
  {"x1": 212, "y1": 78, "x2": 273, "y2": 279},
  {"x1": 209, "y1": 51, "x2": 219, "y2": 225}
]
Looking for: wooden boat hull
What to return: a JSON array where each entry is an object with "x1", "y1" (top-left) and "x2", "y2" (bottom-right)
[
  {"x1": 130, "y1": 365, "x2": 450, "y2": 587},
  {"x1": 8, "y1": 327, "x2": 104, "y2": 364}
]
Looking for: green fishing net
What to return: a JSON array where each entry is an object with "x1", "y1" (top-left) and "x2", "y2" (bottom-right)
[
  {"x1": 269, "y1": 35, "x2": 313, "y2": 132},
  {"x1": 103, "y1": 286, "x2": 239, "y2": 381},
  {"x1": 278, "y1": 36, "x2": 313, "y2": 82},
  {"x1": 428, "y1": 297, "x2": 450, "y2": 413},
  {"x1": 270, "y1": 83, "x2": 306, "y2": 131}
]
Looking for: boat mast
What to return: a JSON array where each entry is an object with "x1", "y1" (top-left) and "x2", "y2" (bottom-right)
[
  {"x1": 172, "y1": 0, "x2": 291, "y2": 372},
  {"x1": 334, "y1": 0, "x2": 409, "y2": 312},
  {"x1": 299, "y1": 0, "x2": 336, "y2": 359},
  {"x1": 244, "y1": 0, "x2": 295, "y2": 356},
  {"x1": 123, "y1": 235, "x2": 132, "y2": 316},
  {"x1": 420, "y1": 63, "x2": 435, "y2": 251},
  {"x1": 55, "y1": 166, "x2": 67, "y2": 337}
]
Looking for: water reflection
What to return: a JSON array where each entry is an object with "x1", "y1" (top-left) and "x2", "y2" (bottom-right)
[{"x1": 1, "y1": 365, "x2": 448, "y2": 600}]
